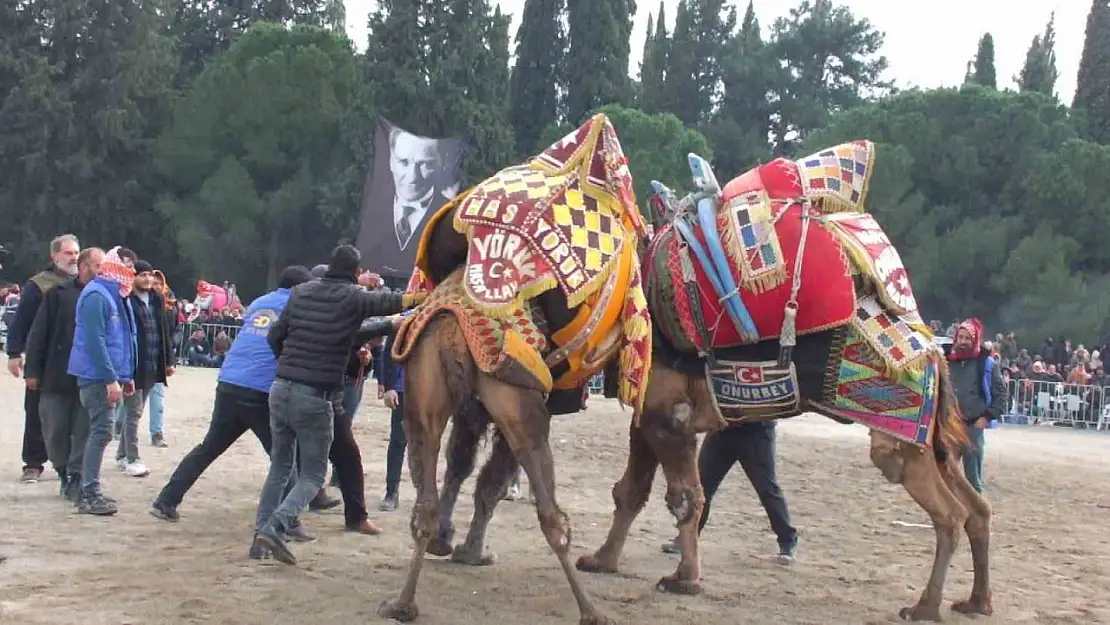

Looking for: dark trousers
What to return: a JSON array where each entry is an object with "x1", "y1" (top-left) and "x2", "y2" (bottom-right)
[
  {"x1": 698, "y1": 423, "x2": 797, "y2": 549},
  {"x1": 328, "y1": 394, "x2": 368, "y2": 528},
  {"x1": 157, "y1": 383, "x2": 288, "y2": 507},
  {"x1": 384, "y1": 394, "x2": 406, "y2": 496},
  {"x1": 22, "y1": 387, "x2": 47, "y2": 470}
]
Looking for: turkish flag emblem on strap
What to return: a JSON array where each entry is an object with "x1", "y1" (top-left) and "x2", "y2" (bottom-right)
[{"x1": 735, "y1": 365, "x2": 764, "y2": 384}]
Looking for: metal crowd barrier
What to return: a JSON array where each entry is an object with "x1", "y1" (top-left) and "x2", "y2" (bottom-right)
[
  {"x1": 1004, "y1": 378, "x2": 1109, "y2": 431},
  {"x1": 177, "y1": 322, "x2": 241, "y2": 365}
]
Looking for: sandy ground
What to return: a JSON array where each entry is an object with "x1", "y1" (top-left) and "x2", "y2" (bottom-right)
[{"x1": 1, "y1": 367, "x2": 1108, "y2": 625}]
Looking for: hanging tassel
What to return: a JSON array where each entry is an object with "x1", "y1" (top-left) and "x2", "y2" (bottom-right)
[{"x1": 778, "y1": 302, "x2": 798, "y2": 367}]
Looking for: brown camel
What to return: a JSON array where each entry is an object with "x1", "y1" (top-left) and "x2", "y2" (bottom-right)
[
  {"x1": 575, "y1": 325, "x2": 994, "y2": 621},
  {"x1": 376, "y1": 311, "x2": 616, "y2": 625}
]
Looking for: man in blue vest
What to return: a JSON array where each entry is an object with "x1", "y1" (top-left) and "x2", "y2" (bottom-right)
[
  {"x1": 68, "y1": 246, "x2": 139, "y2": 516},
  {"x1": 946, "y1": 317, "x2": 1007, "y2": 493},
  {"x1": 150, "y1": 266, "x2": 315, "y2": 548}
]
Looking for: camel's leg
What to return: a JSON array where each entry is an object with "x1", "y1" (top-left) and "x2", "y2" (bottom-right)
[
  {"x1": 872, "y1": 436, "x2": 968, "y2": 622},
  {"x1": 576, "y1": 419, "x2": 659, "y2": 574},
  {"x1": 477, "y1": 376, "x2": 614, "y2": 625},
  {"x1": 646, "y1": 406, "x2": 703, "y2": 596},
  {"x1": 426, "y1": 405, "x2": 487, "y2": 557},
  {"x1": 451, "y1": 429, "x2": 519, "y2": 566},
  {"x1": 940, "y1": 457, "x2": 994, "y2": 616},
  {"x1": 378, "y1": 338, "x2": 458, "y2": 623}
]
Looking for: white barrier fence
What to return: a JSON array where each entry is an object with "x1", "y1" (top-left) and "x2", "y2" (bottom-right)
[{"x1": 1004, "y1": 378, "x2": 1109, "y2": 431}]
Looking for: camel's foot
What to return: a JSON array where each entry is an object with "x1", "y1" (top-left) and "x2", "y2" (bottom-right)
[
  {"x1": 579, "y1": 613, "x2": 617, "y2": 625},
  {"x1": 952, "y1": 596, "x2": 993, "y2": 616},
  {"x1": 655, "y1": 574, "x2": 702, "y2": 596},
  {"x1": 451, "y1": 544, "x2": 496, "y2": 566},
  {"x1": 378, "y1": 599, "x2": 420, "y2": 622},
  {"x1": 575, "y1": 553, "x2": 619, "y2": 574},
  {"x1": 898, "y1": 603, "x2": 943, "y2": 622},
  {"x1": 425, "y1": 537, "x2": 453, "y2": 557}
]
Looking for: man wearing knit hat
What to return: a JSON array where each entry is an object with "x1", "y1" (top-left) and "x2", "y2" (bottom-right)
[
  {"x1": 114, "y1": 259, "x2": 174, "y2": 478},
  {"x1": 69, "y1": 246, "x2": 139, "y2": 515},
  {"x1": 945, "y1": 318, "x2": 1008, "y2": 493}
]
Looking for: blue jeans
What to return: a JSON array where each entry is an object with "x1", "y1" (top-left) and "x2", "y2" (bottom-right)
[
  {"x1": 255, "y1": 378, "x2": 336, "y2": 534},
  {"x1": 149, "y1": 382, "x2": 166, "y2": 435},
  {"x1": 79, "y1": 384, "x2": 117, "y2": 496},
  {"x1": 963, "y1": 424, "x2": 986, "y2": 493}
]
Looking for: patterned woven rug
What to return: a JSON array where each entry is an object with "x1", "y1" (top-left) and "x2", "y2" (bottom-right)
[{"x1": 815, "y1": 325, "x2": 938, "y2": 445}]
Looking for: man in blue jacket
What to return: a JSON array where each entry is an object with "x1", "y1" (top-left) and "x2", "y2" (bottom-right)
[
  {"x1": 150, "y1": 266, "x2": 314, "y2": 539},
  {"x1": 376, "y1": 310, "x2": 410, "y2": 512},
  {"x1": 68, "y1": 246, "x2": 139, "y2": 516}
]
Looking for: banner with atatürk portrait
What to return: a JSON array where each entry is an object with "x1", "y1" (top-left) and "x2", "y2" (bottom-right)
[{"x1": 356, "y1": 116, "x2": 466, "y2": 278}]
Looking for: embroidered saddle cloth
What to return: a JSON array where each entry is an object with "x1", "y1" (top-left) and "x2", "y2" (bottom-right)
[
  {"x1": 646, "y1": 140, "x2": 933, "y2": 376},
  {"x1": 405, "y1": 114, "x2": 653, "y2": 413}
]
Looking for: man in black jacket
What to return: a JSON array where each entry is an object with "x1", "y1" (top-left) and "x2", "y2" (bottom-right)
[
  {"x1": 25, "y1": 247, "x2": 104, "y2": 501},
  {"x1": 7, "y1": 233, "x2": 81, "y2": 482},
  {"x1": 114, "y1": 260, "x2": 175, "y2": 478},
  {"x1": 252, "y1": 244, "x2": 410, "y2": 564}
]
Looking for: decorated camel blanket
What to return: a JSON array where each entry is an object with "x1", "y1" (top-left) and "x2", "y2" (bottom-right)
[
  {"x1": 402, "y1": 114, "x2": 653, "y2": 413},
  {"x1": 391, "y1": 269, "x2": 552, "y2": 392},
  {"x1": 646, "y1": 140, "x2": 938, "y2": 444}
]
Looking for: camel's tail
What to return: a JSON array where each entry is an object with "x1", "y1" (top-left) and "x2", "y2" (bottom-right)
[{"x1": 932, "y1": 356, "x2": 971, "y2": 462}]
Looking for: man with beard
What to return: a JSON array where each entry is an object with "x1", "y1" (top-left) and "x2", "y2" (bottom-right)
[
  {"x1": 113, "y1": 260, "x2": 174, "y2": 478},
  {"x1": 253, "y1": 245, "x2": 411, "y2": 564},
  {"x1": 6, "y1": 234, "x2": 81, "y2": 483},
  {"x1": 69, "y1": 246, "x2": 138, "y2": 516},
  {"x1": 24, "y1": 248, "x2": 105, "y2": 502},
  {"x1": 944, "y1": 318, "x2": 1007, "y2": 493}
]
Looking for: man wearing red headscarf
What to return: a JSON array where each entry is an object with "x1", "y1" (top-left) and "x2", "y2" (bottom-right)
[{"x1": 944, "y1": 318, "x2": 1008, "y2": 493}]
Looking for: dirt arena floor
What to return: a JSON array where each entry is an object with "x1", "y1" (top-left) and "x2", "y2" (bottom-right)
[{"x1": 1, "y1": 367, "x2": 1108, "y2": 625}]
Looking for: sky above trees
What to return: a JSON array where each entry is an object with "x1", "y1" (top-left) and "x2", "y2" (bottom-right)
[{"x1": 344, "y1": 0, "x2": 1086, "y2": 102}]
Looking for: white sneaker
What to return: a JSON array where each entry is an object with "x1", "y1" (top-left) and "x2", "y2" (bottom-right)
[
  {"x1": 117, "y1": 458, "x2": 129, "y2": 472},
  {"x1": 125, "y1": 461, "x2": 150, "y2": 478}
]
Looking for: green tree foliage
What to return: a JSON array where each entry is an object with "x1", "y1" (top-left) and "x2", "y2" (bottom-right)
[
  {"x1": 968, "y1": 33, "x2": 997, "y2": 89},
  {"x1": 768, "y1": 0, "x2": 890, "y2": 155},
  {"x1": 565, "y1": 0, "x2": 636, "y2": 124},
  {"x1": 155, "y1": 24, "x2": 363, "y2": 292},
  {"x1": 508, "y1": 0, "x2": 567, "y2": 158},
  {"x1": 710, "y1": 1, "x2": 774, "y2": 177},
  {"x1": 538, "y1": 104, "x2": 711, "y2": 212},
  {"x1": 1017, "y1": 13, "x2": 1059, "y2": 98},
  {"x1": 0, "y1": 0, "x2": 178, "y2": 280},
  {"x1": 807, "y1": 85, "x2": 1110, "y2": 344},
  {"x1": 661, "y1": 0, "x2": 736, "y2": 125},
  {"x1": 1073, "y1": 0, "x2": 1110, "y2": 144},
  {"x1": 637, "y1": 4, "x2": 669, "y2": 114},
  {"x1": 365, "y1": 0, "x2": 515, "y2": 182}
]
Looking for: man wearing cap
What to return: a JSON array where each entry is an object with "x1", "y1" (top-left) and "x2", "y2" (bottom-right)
[
  {"x1": 253, "y1": 244, "x2": 411, "y2": 564},
  {"x1": 114, "y1": 260, "x2": 174, "y2": 478},
  {"x1": 945, "y1": 318, "x2": 1008, "y2": 493}
]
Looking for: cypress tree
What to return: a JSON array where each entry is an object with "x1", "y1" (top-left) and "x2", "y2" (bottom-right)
[
  {"x1": 638, "y1": 2, "x2": 669, "y2": 113},
  {"x1": 508, "y1": 0, "x2": 567, "y2": 156},
  {"x1": 1018, "y1": 13, "x2": 1059, "y2": 97},
  {"x1": 971, "y1": 33, "x2": 997, "y2": 89},
  {"x1": 1073, "y1": 0, "x2": 1110, "y2": 144},
  {"x1": 565, "y1": 0, "x2": 636, "y2": 123}
]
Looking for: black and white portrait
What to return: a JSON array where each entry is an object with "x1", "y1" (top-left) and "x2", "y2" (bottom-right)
[{"x1": 356, "y1": 117, "x2": 465, "y2": 278}]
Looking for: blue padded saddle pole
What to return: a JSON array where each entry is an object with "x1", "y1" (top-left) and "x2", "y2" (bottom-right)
[{"x1": 686, "y1": 154, "x2": 759, "y2": 340}]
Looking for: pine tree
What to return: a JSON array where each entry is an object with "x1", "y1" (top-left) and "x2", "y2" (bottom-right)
[
  {"x1": 970, "y1": 33, "x2": 997, "y2": 89},
  {"x1": 565, "y1": 0, "x2": 636, "y2": 123},
  {"x1": 1073, "y1": 0, "x2": 1110, "y2": 144},
  {"x1": 712, "y1": 0, "x2": 772, "y2": 175},
  {"x1": 1017, "y1": 13, "x2": 1059, "y2": 97},
  {"x1": 366, "y1": 0, "x2": 516, "y2": 180},
  {"x1": 508, "y1": 0, "x2": 566, "y2": 157}
]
